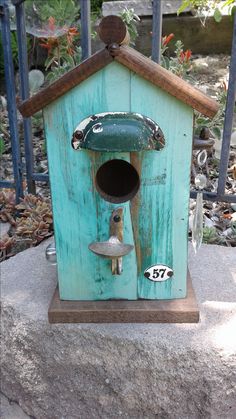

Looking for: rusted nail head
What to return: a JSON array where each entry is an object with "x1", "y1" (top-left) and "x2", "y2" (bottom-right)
[{"x1": 74, "y1": 130, "x2": 84, "y2": 140}]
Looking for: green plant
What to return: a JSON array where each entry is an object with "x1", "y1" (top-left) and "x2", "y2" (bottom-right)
[
  {"x1": 46, "y1": 46, "x2": 82, "y2": 82},
  {"x1": 0, "y1": 137, "x2": 5, "y2": 156},
  {"x1": 178, "y1": 0, "x2": 235, "y2": 22},
  {"x1": 91, "y1": 0, "x2": 104, "y2": 15},
  {"x1": 25, "y1": 0, "x2": 79, "y2": 27},
  {"x1": 202, "y1": 226, "x2": 220, "y2": 244},
  {"x1": 161, "y1": 36, "x2": 193, "y2": 81},
  {"x1": 15, "y1": 194, "x2": 53, "y2": 245},
  {"x1": 194, "y1": 86, "x2": 228, "y2": 139},
  {"x1": 0, "y1": 190, "x2": 17, "y2": 225},
  {"x1": 0, "y1": 31, "x2": 19, "y2": 77},
  {"x1": 159, "y1": 33, "x2": 230, "y2": 139},
  {"x1": 119, "y1": 8, "x2": 140, "y2": 45},
  {"x1": 38, "y1": 16, "x2": 81, "y2": 82}
]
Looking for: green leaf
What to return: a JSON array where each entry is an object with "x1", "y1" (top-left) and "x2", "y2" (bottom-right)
[
  {"x1": 212, "y1": 126, "x2": 222, "y2": 140},
  {"x1": 161, "y1": 56, "x2": 170, "y2": 70},
  {"x1": 195, "y1": 117, "x2": 209, "y2": 125},
  {"x1": 177, "y1": 0, "x2": 191, "y2": 15},
  {"x1": 45, "y1": 56, "x2": 56, "y2": 70},
  {"x1": 214, "y1": 8, "x2": 222, "y2": 22},
  {"x1": 0, "y1": 138, "x2": 5, "y2": 156},
  {"x1": 223, "y1": 0, "x2": 235, "y2": 6}
]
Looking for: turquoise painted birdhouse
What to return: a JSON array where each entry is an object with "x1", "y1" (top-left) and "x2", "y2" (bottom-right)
[{"x1": 19, "y1": 16, "x2": 218, "y2": 304}]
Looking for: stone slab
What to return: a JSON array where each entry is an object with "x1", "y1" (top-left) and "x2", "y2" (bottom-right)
[
  {"x1": 102, "y1": 0, "x2": 191, "y2": 17},
  {"x1": 0, "y1": 393, "x2": 31, "y2": 419},
  {"x1": 1, "y1": 239, "x2": 236, "y2": 418}
]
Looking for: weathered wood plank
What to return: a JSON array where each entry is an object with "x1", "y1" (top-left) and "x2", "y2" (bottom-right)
[
  {"x1": 44, "y1": 60, "x2": 193, "y2": 301},
  {"x1": 19, "y1": 49, "x2": 113, "y2": 117},
  {"x1": 114, "y1": 45, "x2": 219, "y2": 118},
  {"x1": 44, "y1": 62, "x2": 137, "y2": 300},
  {"x1": 130, "y1": 71, "x2": 193, "y2": 299},
  {"x1": 48, "y1": 271, "x2": 199, "y2": 323}
]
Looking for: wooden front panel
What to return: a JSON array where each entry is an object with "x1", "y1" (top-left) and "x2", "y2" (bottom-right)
[
  {"x1": 44, "y1": 61, "x2": 193, "y2": 300},
  {"x1": 130, "y1": 73, "x2": 193, "y2": 299}
]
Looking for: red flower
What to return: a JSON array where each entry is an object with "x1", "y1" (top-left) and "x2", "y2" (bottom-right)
[
  {"x1": 162, "y1": 33, "x2": 174, "y2": 46},
  {"x1": 185, "y1": 49, "x2": 192, "y2": 60},
  {"x1": 179, "y1": 51, "x2": 185, "y2": 63},
  {"x1": 179, "y1": 49, "x2": 192, "y2": 63}
]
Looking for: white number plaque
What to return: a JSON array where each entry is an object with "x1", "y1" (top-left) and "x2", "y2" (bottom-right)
[{"x1": 144, "y1": 265, "x2": 173, "y2": 282}]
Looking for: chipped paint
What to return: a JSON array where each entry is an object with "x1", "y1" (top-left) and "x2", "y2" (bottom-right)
[{"x1": 72, "y1": 112, "x2": 165, "y2": 152}]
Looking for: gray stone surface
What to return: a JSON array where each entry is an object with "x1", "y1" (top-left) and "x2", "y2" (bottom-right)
[
  {"x1": 1, "y1": 239, "x2": 236, "y2": 419},
  {"x1": 0, "y1": 393, "x2": 31, "y2": 419},
  {"x1": 102, "y1": 0, "x2": 190, "y2": 17}
]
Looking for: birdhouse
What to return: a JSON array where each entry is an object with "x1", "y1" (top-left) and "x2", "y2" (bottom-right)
[{"x1": 19, "y1": 16, "x2": 218, "y2": 323}]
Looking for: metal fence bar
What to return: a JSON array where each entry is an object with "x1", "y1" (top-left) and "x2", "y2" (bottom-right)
[
  {"x1": 190, "y1": 190, "x2": 236, "y2": 203},
  {"x1": 151, "y1": 0, "x2": 162, "y2": 63},
  {"x1": 32, "y1": 173, "x2": 49, "y2": 182},
  {"x1": 15, "y1": 0, "x2": 36, "y2": 194},
  {"x1": 217, "y1": 12, "x2": 236, "y2": 199},
  {"x1": 0, "y1": 180, "x2": 15, "y2": 188},
  {"x1": 80, "y1": 0, "x2": 91, "y2": 61},
  {"x1": 0, "y1": 1, "x2": 235, "y2": 204},
  {"x1": 0, "y1": 0, "x2": 23, "y2": 201}
]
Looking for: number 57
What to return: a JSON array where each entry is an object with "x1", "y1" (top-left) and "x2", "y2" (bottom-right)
[{"x1": 152, "y1": 268, "x2": 166, "y2": 279}]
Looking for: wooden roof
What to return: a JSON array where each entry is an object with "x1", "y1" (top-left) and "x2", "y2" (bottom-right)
[{"x1": 18, "y1": 16, "x2": 219, "y2": 119}]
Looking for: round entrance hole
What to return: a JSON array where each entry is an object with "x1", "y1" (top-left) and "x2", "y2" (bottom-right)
[{"x1": 95, "y1": 159, "x2": 140, "y2": 203}]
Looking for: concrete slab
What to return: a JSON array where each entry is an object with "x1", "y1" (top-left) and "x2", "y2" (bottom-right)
[{"x1": 1, "y1": 239, "x2": 236, "y2": 419}]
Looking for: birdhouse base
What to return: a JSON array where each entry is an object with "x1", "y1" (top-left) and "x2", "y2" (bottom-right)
[{"x1": 48, "y1": 271, "x2": 199, "y2": 323}]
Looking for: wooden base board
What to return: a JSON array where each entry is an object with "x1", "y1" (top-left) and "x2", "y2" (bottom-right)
[{"x1": 48, "y1": 271, "x2": 199, "y2": 323}]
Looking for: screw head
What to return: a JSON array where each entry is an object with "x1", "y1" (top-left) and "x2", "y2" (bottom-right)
[{"x1": 74, "y1": 130, "x2": 84, "y2": 140}]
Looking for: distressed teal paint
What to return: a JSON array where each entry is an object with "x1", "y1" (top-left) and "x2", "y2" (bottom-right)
[
  {"x1": 130, "y1": 72, "x2": 193, "y2": 299},
  {"x1": 44, "y1": 63, "x2": 137, "y2": 300},
  {"x1": 43, "y1": 61, "x2": 193, "y2": 300}
]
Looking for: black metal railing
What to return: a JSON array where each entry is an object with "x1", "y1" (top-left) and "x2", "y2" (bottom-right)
[{"x1": 0, "y1": 0, "x2": 235, "y2": 203}]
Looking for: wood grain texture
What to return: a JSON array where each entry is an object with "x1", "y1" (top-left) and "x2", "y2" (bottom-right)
[
  {"x1": 130, "y1": 72, "x2": 193, "y2": 299},
  {"x1": 44, "y1": 62, "x2": 137, "y2": 300},
  {"x1": 18, "y1": 49, "x2": 113, "y2": 117},
  {"x1": 114, "y1": 45, "x2": 219, "y2": 118},
  {"x1": 44, "y1": 61, "x2": 193, "y2": 301},
  {"x1": 48, "y1": 271, "x2": 199, "y2": 323},
  {"x1": 98, "y1": 15, "x2": 130, "y2": 45},
  {"x1": 18, "y1": 43, "x2": 218, "y2": 120}
]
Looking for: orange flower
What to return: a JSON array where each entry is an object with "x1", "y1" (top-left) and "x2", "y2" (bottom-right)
[
  {"x1": 48, "y1": 16, "x2": 56, "y2": 32},
  {"x1": 39, "y1": 37, "x2": 58, "y2": 52},
  {"x1": 162, "y1": 33, "x2": 174, "y2": 46},
  {"x1": 68, "y1": 27, "x2": 78, "y2": 36},
  {"x1": 179, "y1": 49, "x2": 192, "y2": 63},
  {"x1": 185, "y1": 49, "x2": 192, "y2": 61}
]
